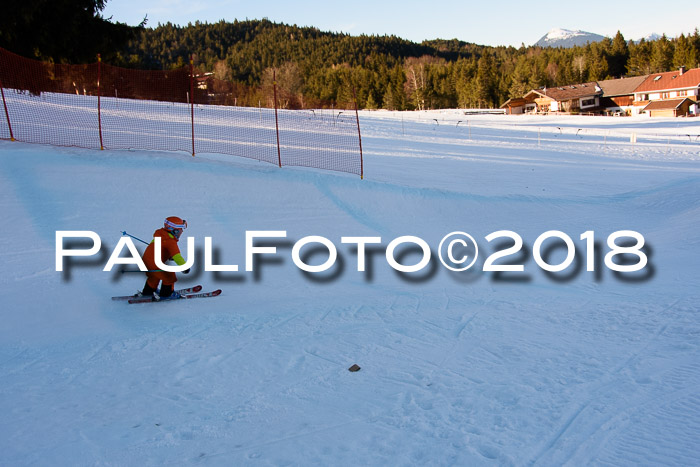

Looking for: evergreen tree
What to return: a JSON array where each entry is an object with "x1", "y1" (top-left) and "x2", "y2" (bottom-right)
[
  {"x1": 607, "y1": 31, "x2": 629, "y2": 77},
  {"x1": 507, "y1": 56, "x2": 531, "y2": 98},
  {"x1": 673, "y1": 34, "x2": 697, "y2": 70},
  {"x1": 586, "y1": 42, "x2": 609, "y2": 80},
  {"x1": 628, "y1": 39, "x2": 653, "y2": 75},
  {"x1": 651, "y1": 35, "x2": 674, "y2": 72},
  {"x1": 474, "y1": 52, "x2": 497, "y2": 107},
  {"x1": 365, "y1": 91, "x2": 378, "y2": 109},
  {"x1": 382, "y1": 86, "x2": 397, "y2": 110},
  {"x1": 693, "y1": 29, "x2": 700, "y2": 66},
  {"x1": 0, "y1": 0, "x2": 138, "y2": 63}
]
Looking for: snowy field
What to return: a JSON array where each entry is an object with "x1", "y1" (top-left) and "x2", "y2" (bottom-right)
[{"x1": 1, "y1": 106, "x2": 700, "y2": 465}]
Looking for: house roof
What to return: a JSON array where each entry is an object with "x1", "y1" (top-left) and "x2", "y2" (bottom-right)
[
  {"x1": 597, "y1": 75, "x2": 649, "y2": 97},
  {"x1": 642, "y1": 98, "x2": 696, "y2": 111},
  {"x1": 635, "y1": 68, "x2": 700, "y2": 93},
  {"x1": 499, "y1": 97, "x2": 528, "y2": 108},
  {"x1": 529, "y1": 82, "x2": 602, "y2": 101}
]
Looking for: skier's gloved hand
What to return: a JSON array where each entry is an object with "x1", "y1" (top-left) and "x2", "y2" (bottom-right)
[{"x1": 183, "y1": 268, "x2": 191, "y2": 274}]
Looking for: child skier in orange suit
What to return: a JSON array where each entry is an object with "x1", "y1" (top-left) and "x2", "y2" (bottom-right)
[{"x1": 141, "y1": 216, "x2": 190, "y2": 299}]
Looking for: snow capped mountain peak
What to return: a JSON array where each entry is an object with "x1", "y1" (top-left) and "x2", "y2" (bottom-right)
[
  {"x1": 545, "y1": 28, "x2": 585, "y2": 40},
  {"x1": 638, "y1": 32, "x2": 662, "y2": 42},
  {"x1": 535, "y1": 28, "x2": 606, "y2": 48}
]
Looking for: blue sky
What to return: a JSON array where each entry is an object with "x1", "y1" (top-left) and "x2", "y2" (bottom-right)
[{"x1": 102, "y1": 0, "x2": 700, "y2": 47}]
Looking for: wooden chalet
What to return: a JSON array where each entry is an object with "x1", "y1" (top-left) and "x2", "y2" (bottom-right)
[
  {"x1": 522, "y1": 82, "x2": 602, "y2": 114},
  {"x1": 597, "y1": 75, "x2": 649, "y2": 115},
  {"x1": 499, "y1": 97, "x2": 536, "y2": 114}
]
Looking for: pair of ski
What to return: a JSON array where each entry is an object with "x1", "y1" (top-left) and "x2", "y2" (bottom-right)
[{"x1": 112, "y1": 285, "x2": 221, "y2": 304}]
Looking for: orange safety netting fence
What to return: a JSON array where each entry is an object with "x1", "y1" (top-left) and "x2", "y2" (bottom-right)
[{"x1": 0, "y1": 47, "x2": 363, "y2": 177}]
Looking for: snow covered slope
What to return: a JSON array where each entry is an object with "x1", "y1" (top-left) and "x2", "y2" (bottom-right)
[{"x1": 1, "y1": 110, "x2": 700, "y2": 465}]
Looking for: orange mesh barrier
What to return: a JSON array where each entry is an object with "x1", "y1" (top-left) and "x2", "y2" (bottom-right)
[
  {"x1": 99, "y1": 64, "x2": 194, "y2": 154},
  {"x1": 0, "y1": 47, "x2": 363, "y2": 177}
]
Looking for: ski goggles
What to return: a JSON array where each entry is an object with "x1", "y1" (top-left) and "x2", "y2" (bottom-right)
[{"x1": 164, "y1": 219, "x2": 187, "y2": 230}]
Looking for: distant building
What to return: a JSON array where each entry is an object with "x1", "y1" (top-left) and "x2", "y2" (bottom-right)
[
  {"x1": 597, "y1": 75, "x2": 649, "y2": 115},
  {"x1": 501, "y1": 67, "x2": 700, "y2": 117},
  {"x1": 522, "y1": 82, "x2": 602, "y2": 114},
  {"x1": 499, "y1": 97, "x2": 534, "y2": 115},
  {"x1": 195, "y1": 72, "x2": 214, "y2": 90},
  {"x1": 641, "y1": 98, "x2": 697, "y2": 117},
  {"x1": 633, "y1": 67, "x2": 700, "y2": 116}
]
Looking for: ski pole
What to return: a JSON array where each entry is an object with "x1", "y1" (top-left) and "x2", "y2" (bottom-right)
[{"x1": 122, "y1": 231, "x2": 150, "y2": 246}]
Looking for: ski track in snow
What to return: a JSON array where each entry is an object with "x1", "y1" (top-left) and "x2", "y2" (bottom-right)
[{"x1": 1, "y1": 107, "x2": 700, "y2": 465}]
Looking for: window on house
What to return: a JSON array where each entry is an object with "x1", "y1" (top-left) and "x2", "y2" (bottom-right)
[
  {"x1": 679, "y1": 90, "x2": 687, "y2": 96},
  {"x1": 582, "y1": 98, "x2": 596, "y2": 107},
  {"x1": 662, "y1": 92, "x2": 669, "y2": 99}
]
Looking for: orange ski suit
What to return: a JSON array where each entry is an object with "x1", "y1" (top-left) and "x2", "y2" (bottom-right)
[{"x1": 142, "y1": 228, "x2": 187, "y2": 289}]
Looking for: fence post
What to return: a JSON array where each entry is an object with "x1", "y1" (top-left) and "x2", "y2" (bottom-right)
[
  {"x1": 352, "y1": 86, "x2": 364, "y2": 179},
  {"x1": 190, "y1": 56, "x2": 195, "y2": 157},
  {"x1": 0, "y1": 78, "x2": 14, "y2": 141},
  {"x1": 273, "y1": 70, "x2": 282, "y2": 168},
  {"x1": 97, "y1": 54, "x2": 104, "y2": 150}
]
